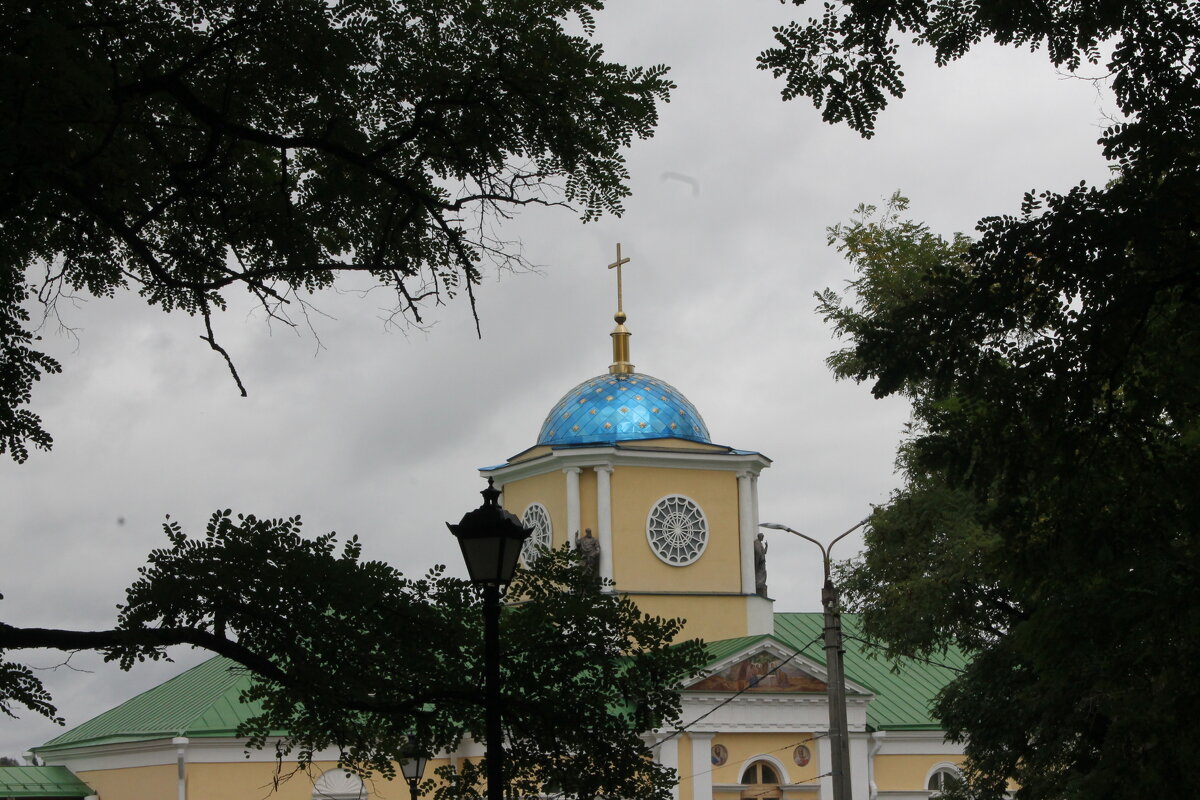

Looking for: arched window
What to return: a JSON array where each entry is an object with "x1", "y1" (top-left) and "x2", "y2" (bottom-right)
[
  {"x1": 927, "y1": 765, "x2": 963, "y2": 795},
  {"x1": 741, "y1": 760, "x2": 781, "y2": 785}
]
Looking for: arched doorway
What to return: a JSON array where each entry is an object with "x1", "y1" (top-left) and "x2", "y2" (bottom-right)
[{"x1": 740, "y1": 759, "x2": 783, "y2": 800}]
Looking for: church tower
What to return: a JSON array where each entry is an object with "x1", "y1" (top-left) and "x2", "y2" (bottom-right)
[{"x1": 481, "y1": 246, "x2": 772, "y2": 642}]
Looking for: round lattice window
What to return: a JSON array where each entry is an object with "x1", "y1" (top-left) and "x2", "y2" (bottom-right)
[
  {"x1": 521, "y1": 503, "x2": 552, "y2": 565},
  {"x1": 646, "y1": 495, "x2": 708, "y2": 566}
]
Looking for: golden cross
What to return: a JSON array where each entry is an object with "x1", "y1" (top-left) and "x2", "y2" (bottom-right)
[{"x1": 607, "y1": 243, "x2": 631, "y2": 315}]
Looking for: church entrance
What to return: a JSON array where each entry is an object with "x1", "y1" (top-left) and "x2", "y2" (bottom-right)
[{"x1": 740, "y1": 760, "x2": 782, "y2": 800}]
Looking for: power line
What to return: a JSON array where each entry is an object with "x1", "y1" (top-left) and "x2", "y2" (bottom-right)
[
  {"x1": 657, "y1": 635, "x2": 824, "y2": 745},
  {"x1": 678, "y1": 732, "x2": 828, "y2": 784},
  {"x1": 842, "y1": 635, "x2": 966, "y2": 675}
]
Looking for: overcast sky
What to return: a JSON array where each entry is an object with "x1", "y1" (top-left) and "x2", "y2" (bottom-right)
[{"x1": 0, "y1": 1, "x2": 1115, "y2": 759}]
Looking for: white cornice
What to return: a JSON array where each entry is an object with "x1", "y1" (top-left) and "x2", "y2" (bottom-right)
[
  {"x1": 481, "y1": 445, "x2": 771, "y2": 484},
  {"x1": 871, "y1": 730, "x2": 964, "y2": 755}
]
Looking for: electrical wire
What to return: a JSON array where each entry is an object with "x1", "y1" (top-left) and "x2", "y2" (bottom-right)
[
  {"x1": 657, "y1": 635, "x2": 824, "y2": 745},
  {"x1": 842, "y1": 634, "x2": 966, "y2": 674}
]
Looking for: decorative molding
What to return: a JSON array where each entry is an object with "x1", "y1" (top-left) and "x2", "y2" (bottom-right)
[
  {"x1": 872, "y1": 731, "x2": 964, "y2": 756},
  {"x1": 481, "y1": 446, "x2": 770, "y2": 484}
]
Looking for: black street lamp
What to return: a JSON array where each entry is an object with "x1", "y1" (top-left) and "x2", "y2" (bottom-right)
[
  {"x1": 448, "y1": 477, "x2": 531, "y2": 800},
  {"x1": 760, "y1": 518, "x2": 868, "y2": 800},
  {"x1": 399, "y1": 745, "x2": 429, "y2": 800}
]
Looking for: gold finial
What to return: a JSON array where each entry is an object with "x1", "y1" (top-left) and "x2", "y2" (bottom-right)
[{"x1": 607, "y1": 243, "x2": 634, "y2": 374}]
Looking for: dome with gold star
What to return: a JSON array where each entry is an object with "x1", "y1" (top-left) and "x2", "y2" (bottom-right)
[{"x1": 537, "y1": 372, "x2": 710, "y2": 446}]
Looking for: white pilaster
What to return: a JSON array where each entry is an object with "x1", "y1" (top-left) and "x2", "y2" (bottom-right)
[
  {"x1": 689, "y1": 732, "x2": 715, "y2": 800},
  {"x1": 817, "y1": 731, "x2": 833, "y2": 800},
  {"x1": 172, "y1": 737, "x2": 188, "y2": 800},
  {"x1": 750, "y1": 474, "x2": 760, "y2": 539},
  {"x1": 737, "y1": 472, "x2": 755, "y2": 594},
  {"x1": 658, "y1": 735, "x2": 680, "y2": 800},
  {"x1": 594, "y1": 465, "x2": 615, "y2": 584},
  {"x1": 850, "y1": 732, "x2": 870, "y2": 800},
  {"x1": 564, "y1": 467, "x2": 582, "y2": 548}
]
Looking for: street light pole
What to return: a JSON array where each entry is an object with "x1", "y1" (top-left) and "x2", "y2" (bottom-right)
[
  {"x1": 482, "y1": 581, "x2": 503, "y2": 800},
  {"x1": 448, "y1": 478, "x2": 532, "y2": 800},
  {"x1": 760, "y1": 518, "x2": 868, "y2": 800}
]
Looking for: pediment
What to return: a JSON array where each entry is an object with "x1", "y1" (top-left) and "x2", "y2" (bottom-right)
[{"x1": 685, "y1": 641, "x2": 828, "y2": 694}]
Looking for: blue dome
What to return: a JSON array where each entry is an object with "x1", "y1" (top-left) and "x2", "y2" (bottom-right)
[{"x1": 538, "y1": 372, "x2": 711, "y2": 446}]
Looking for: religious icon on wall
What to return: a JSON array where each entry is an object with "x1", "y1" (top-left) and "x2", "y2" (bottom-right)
[
  {"x1": 793, "y1": 745, "x2": 811, "y2": 767},
  {"x1": 711, "y1": 744, "x2": 729, "y2": 767},
  {"x1": 688, "y1": 651, "x2": 827, "y2": 693}
]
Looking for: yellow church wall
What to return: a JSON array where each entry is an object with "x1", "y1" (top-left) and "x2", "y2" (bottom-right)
[
  {"x1": 501, "y1": 471, "x2": 567, "y2": 548},
  {"x1": 872, "y1": 753, "x2": 965, "y2": 791},
  {"x1": 677, "y1": 732, "x2": 693, "y2": 800},
  {"x1": 188, "y1": 757, "x2": 452, "y2": 800},
  {"x1": 610, "y1": 466, "x2": 740, "y2": 593},
  {"x1": 709, "y1": 731, "x2": 820, "y2": 786},
  {"x1": 188, "y1": 761, "x2": 329, "y2": 800},
  {"x1": 74, "y1": 764, "x2": 175, "y2": 800},
  {"x1": 622, "y1": 592, "x2": 752, "y2": 642}
]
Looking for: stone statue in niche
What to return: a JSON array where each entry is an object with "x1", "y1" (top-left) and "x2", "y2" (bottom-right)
[
  {"x1": 754, "y1": 532, "x2": 768, "y2": 597},
  {"x1": 576, "y1": 528, "x2": 601, "y2": 580}
]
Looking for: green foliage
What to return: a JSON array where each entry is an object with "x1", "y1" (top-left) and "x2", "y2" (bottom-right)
[
  {"x1": 1, "y1": 512, "x2": 704, "y2": 799},
  {"x1": 0, "y1": 1, "x2": 673, "y2": 461},
  {"x1": 825, "y1": 193, "x2": 1200, "y2": 799},
  {"x1": 770, "y1": 2, "x2": 1198, "y2": 797},
  {"x1": 759, "y1": 0, "x2": 1198, "y2": 152}
]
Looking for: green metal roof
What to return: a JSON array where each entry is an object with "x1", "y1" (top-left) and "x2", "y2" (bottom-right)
[
  {"x1": 35, "y1": 657, "x2": 268, "y2": 752},
  {"x1": 0, "y1": 766, "x2": 94, "y2": 797},
  {"x1": 700, "y1": 634, "x2": 771, "y2": 664},
  {"x1": 39, "y1": 613, "x2": 965, "y2": 754},
  {"x1": 694, "y1": 613, "x2": 967, "y2": 731}
]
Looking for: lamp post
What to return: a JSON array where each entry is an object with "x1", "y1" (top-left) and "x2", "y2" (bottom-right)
[
  {"x1": 399, "y1": 745, "x2": 429, "y2": 800},
  {"x1": 760, "y1": 518, "x2": 868, "y2": 800},
  {"x1": 448, "y1": 478, "x2": 532, "y2": 800}
]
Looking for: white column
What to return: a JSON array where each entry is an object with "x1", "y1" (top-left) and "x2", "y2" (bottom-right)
[
  {"x1": 564, "y1": 467, "x2": 581, "y2": 548},
  {"x1": 737, "y1": 472, "x2": 755, "y2": 594},
  {"x1": 689, "y1": 732, "x2": 715, "y2": 800},
  {"x1": 594, "y1": 465, "x2": 615, "y2": 584}
]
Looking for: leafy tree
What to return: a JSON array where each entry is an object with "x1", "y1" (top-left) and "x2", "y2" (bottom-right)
[
  {"x1": 0, "y1": 511, "x2": 706, "y2": 799},
  {"x1": 760, "y1": 2, "x2": 1198, "y2": 798},
  {"x1": 821, "y1": 189, "x2": 1198, "y2": 798},
  {"x1": 1, "y1": 1, "x2": 671, "y2": 461}
]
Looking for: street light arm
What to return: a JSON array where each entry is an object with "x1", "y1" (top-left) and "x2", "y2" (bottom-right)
[
  {"x1": 827, "y1": 517, "x2": 870, "y2": 553},
  {"x1": 760, "y1": 517, "x2": 871, "y2": 583},
  {"x1": 759, "y1": 522, "x2": 829, "y2": 561}
]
